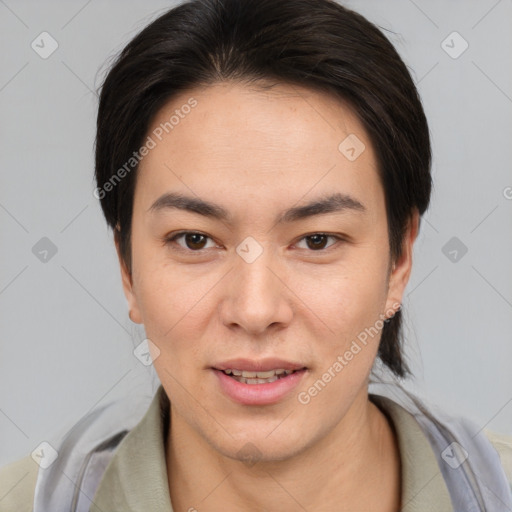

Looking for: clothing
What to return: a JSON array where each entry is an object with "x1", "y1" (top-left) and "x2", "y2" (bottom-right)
[{"x1": 1, "y1": 384, "x2": 511, "y2": 511}]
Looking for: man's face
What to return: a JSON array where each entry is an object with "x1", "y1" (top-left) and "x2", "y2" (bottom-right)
[{"x1": 118, "y1": 81, "x2": 413, "y2": 462}]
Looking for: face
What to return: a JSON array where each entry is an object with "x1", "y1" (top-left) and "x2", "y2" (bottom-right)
[{"x1": 117, "y1": 81, "x2": 416, "y2": 462}]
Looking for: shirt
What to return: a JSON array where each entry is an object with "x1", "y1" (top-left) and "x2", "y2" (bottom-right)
[{"x1": 1, "y1": 384, "x2": 511, "y2": 511}]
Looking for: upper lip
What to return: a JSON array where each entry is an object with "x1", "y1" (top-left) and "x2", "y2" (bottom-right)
[{"x1": 212, "y1": 358, "x2": 306, "y2": 372}]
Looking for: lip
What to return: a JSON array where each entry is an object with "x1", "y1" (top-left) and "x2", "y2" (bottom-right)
[
  {"x1": 212, "y1": 358, "x2": 306, "y2": 372},
  {"x1": 212, "y1": 364, "x2": 307, "y2": 406}
]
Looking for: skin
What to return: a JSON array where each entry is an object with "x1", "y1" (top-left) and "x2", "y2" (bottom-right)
[{"x1": 116, "y1": 81, "x2": 419, "y2": 511}]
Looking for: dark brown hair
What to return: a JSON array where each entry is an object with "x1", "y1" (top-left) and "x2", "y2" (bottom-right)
[{"x1": 94, "y1": 0, "x2": 432, "y2": 378}]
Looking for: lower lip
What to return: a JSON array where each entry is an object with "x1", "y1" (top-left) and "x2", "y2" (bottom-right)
[{"x1": 213, "y1": 369, "x2": 307, "y2": 405}]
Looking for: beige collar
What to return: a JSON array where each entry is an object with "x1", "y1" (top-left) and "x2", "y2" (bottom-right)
[
  {"x1": 91, "y1": 386, "x2": 452, "y2": 511},
  {"x1": 90, "y1": 386, "x2": 173, "y2": 511},
  {"x1": 370, "y1": 394, "x2": 452, "y2": 511}
]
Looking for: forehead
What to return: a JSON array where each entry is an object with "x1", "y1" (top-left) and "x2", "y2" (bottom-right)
[{"x1": 136, "y1": 81, "x2": 383, "y2": 216}]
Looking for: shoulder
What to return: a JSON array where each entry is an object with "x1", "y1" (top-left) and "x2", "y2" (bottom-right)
[
  {"x1": 0, "y1": 455, "x2": 38, "y2": 512},
  {"x1": 485, "y1": 429, "x2": 512, "y2": 486}
]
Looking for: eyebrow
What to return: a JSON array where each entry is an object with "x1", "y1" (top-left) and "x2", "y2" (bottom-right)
[{"x1": 148, "y1": 191, "x2": 366, "y2": 224}]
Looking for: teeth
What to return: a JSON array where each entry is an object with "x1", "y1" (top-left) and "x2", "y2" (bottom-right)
[
  {"x1": 221, "y1": 368, "x2": 300, "y2": 384},
  {"x1": 222, "y1": 368, "x2": 294, "y2": 377},
  {"x1": 254, "y1": 370, "x2": 275, "y2": 378},
  {"x1": 232, "y1": 375, "x2": 280, "y2": 384}
]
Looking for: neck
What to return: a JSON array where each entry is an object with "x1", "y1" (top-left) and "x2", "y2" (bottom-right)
[{"x1": 166, "y1": 389, "x2": 401, "y2": 511}]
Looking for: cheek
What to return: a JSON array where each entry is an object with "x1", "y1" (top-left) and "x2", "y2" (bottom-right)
[
  {"x1": 129, "y1": 241, "x2": 211, "y2": 360},
  {"x1": 300, "y1": 252, "x2": 389, "y2": 339},
  {"x1": 132, "y1": 230, "x2": 207, "y2": 319},
  {"x1": 136, "y1": 268, "x2": 214, "y2": 344},
  {"x1": 295, "y1": 260, "x2": 390, "y2": 413}
]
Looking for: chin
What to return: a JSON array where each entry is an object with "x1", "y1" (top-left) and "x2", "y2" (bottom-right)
[{"x1": 208, "y1": 424, "x2": 312, "y2": 465}]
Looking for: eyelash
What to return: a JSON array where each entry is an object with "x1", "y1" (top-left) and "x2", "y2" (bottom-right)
[{"x1": 163, "y1": 231, "x2": 345, "y2": 254}]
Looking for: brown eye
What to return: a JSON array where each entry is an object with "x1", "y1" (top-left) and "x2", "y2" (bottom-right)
[
  {"x1": 305, "y1": 234, "x2": 328, "y2": 250},
  {"x1": 297, "y1": 233, "x2": 345, "y2": 253},
  {"x1": 295, "y1": 233, "x2": 341, "y2": 252},
  {"x1": 183, "y1": 233, "x2": 207, "y2": 250},
  {"x1": 165, "y1": 232, "x2": 216, "y2": 252}
]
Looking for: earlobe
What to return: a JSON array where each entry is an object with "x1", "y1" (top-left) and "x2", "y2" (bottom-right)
[
  {"x1": 128, "y1": 309, "x2": 140, "y2": 323},
  {"x1": 114, "y1": 228, "x2": 143, "y2": 324}
]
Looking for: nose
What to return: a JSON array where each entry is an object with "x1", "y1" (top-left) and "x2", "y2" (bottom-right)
[{"x1": 220, "y1": 245, "x2": 293, "y2": 336}]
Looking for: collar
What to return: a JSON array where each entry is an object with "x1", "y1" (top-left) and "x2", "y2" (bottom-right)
[
  {"x1": 90, "y1": 386, "x2": 173, "y2": 512},
  {"x1": 91, "y1": 386, "x2": 452, "y2": 512},
  {"x1": 370, "y1": 394, "x2": 452, "y2": 511}
]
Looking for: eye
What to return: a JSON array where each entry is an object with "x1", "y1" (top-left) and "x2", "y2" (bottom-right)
[
  {"x1": 164, "y1": 231, "x2": 344, "y2": 254},
  {"x1": 295, "y1": 233, "x2": 342, "y2": 251},
  {"x1": 164, "y1": 231, "x2": 218, "y2": 252}
]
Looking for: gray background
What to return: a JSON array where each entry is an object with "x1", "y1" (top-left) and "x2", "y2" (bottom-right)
[{"x1": 1, "y1": 0, "x2": 511, "y2": 467}]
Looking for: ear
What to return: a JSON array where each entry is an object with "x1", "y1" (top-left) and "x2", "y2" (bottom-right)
[
  {"x1": 114, "y1": 228, "x2": 143, "y2": 324},
  {"x1": 385, "y1": 210, "x2": 420, "y2": 316}
]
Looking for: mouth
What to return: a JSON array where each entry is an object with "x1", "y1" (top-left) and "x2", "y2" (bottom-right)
[{"x1": 211, "y1": 359, "x2": 308, "y2": 405}]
